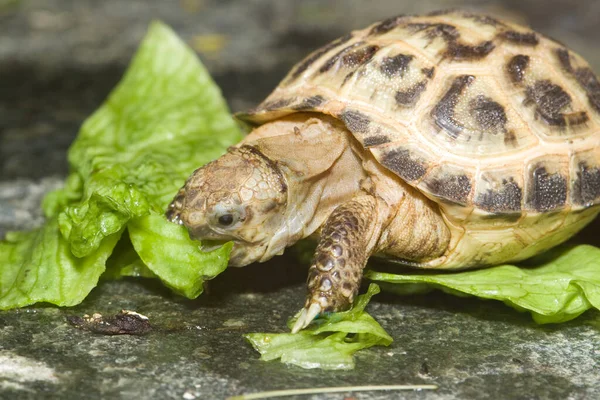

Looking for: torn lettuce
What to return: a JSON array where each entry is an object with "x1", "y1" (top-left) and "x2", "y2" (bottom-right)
[
  {"x1": 0, "y1": 218, "x2": 121, "y2": 309},
  {"x1": 58, "y1": 21, "x2": 242, "y2": 258},
  {"x1": 245, "y1": 284, "x2": 393, "y2": 370},
  {"x1": 128, "y1": 215, "x2": 233, "y2": 298},
  {"x1": 366, "y1": 244, "x2": 600, "y2": 324},
  {"x1": 0, "y1": 21, "x2": 242, "y2": 309}
]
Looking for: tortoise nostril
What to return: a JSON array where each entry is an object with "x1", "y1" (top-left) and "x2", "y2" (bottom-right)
[{"x1": 166, "y1": 191, "x2": 186, "y2": 224}]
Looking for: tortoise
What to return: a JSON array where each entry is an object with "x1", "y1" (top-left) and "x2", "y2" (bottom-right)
[{"x1": 166, "y1": 10, "x2": 600, "y2": 333}]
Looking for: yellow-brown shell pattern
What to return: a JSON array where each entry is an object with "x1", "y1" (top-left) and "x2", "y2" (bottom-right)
[{"x1": 237, "y1": 10, "x2": 600, "y2": 217}]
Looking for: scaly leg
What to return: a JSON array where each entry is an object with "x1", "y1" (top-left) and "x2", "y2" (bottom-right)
[{"x1": 292, "y1": 195, "x2": 380, "y2": 333}]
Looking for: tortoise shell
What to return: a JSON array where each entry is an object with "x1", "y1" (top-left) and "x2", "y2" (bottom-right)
[{"x1": 238, "y1": 10, "x2": 600, "y2": 220}]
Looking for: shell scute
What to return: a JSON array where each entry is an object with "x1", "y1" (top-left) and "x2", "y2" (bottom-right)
[
  {"x1": 525, "y1": 157, "x2": 569, "y2": 212},
  {"x1": 419, "y1": 164, "x2": 474, "y2": 206},
  {"x1": 473, "y1": 163, "x2": 525, "y2": 217},
  {"x1": 571, "y1": 148, "x2": 600, "y2": 207},
  {"x1": 372, "y1": 143, "x2": 430, "y2": 182}
]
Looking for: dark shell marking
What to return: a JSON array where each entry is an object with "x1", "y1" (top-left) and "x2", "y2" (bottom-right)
[
  {"x1": 506, "y1": 51, "x2": 592, "y2": 127},
  {"x1": 408, "y1": 22, "x2": 460, "y2": 41},
  {"x1": 507, "y1": 54, "x2": 530, "y2": 84},
  {"x1": 379, "y1": 148, "x2": 428, "y2": 181},
  {"x1": 469, "y1": 14, "x2": 504, "y2": 27},
  {"x1": 469, "y1": 95, "x2": 508, "y2": 133},
  {"x1": 408, "y1": 22, "x2": 495, "y2": 61},
  {"x1": 504, "y1": 130, "x2": 519, "y2": 148},
  {"x1": 425, "y1": 172, "x2": 473, "y2": 205},
  {"x1": 337, "y1": 45, "x2": 381, "y2": 87},
  {"x1": 422, "y1": 67, "x2": 435, "y2": 78},
  {"x1": 339, "y1": 109, "x2": 371, "y2": 134},
  {"x1": 445, "y1": 40, "x2": 495, "y2": 61},
  {"x1": 556, "y1": 48, "x2": 600, "y2": 113},
  {"x1": 499, "y1": 31, "x2": 539, "y2": 46},
  {"x1": 426, "y1": 9, "x2": 457, "y2": 17},
  {"x1": 363, "y1": 135, "x2": 390, "y2": 147},
  {"x1": 432, "y1": 75, "x2": 475, "y2": 139},
  {"x1": 525, "y1": 80, "x2": 588, "y2": 127},
  {"x1": 526, "y1": 165, "x2": 567, "y2": 211},
  {"x1": 251, "y1": 96, "x2": 325, "y2": 115},
  {"x1": 573, "y1": 162, "x2": 600, "y2": 206},
  {"x1": 379, "y1": 54, "x2": 414, "y2": 77},
  {"x1": 341, "y1": 45, "x2": 380, "y2": 68},
  {"x1": 369, "y1": 15, "x2": 407, "y2": 35},
  {"x1": 319, "y1": 42, "x2": 363, "y2": 73},
  {"x1": 292, "y1": 95, "x2": 326, "y2": 111},
  {"x1": 475, "y1": 178, "x2": 522, "y2": 213},
  {"x1": 574, "y1": 68, "x2": 600, "y2": 114},
  {"x1": 289, "y1": 33, "x2": 353, "y2": 80},
  {"x1": 261, "y1": 98, "x2": 295, "y2": 111},
  {"x1": 395, "y1": 81, "x2": 428, "y2": 106},
  {"x1": 425, "y1": 10, "x2": 504, "y2": 27}
]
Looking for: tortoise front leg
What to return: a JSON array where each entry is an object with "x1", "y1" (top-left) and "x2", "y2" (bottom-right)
[{"x1": 292, "y1": 195, "x2": 380, "y2": 333}]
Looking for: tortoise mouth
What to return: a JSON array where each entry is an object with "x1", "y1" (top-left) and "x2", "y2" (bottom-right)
[
  {"x1": 165, "y1": 207, "x2": 183, "y2": 225},
  {"x1": 200, "y1": 239, "x2": 232, "y2": 252}
]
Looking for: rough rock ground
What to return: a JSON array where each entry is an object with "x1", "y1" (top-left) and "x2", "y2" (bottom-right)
[{"x1": 1, "y1": 1, "x2": 599, "y2": 399}]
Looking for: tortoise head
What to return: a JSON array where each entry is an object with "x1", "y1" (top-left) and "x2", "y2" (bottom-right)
[{"x1": 166, "y1": 145, "x2": 288, "y2": 266}]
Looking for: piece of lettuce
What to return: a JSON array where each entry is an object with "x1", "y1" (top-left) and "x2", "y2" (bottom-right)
[
  {"x1": 366, "y1": 244, "x2": 600, "y2": 324},
  {"x1": 128, "y1": 215, "x2": 233, "y2": 298},
  {"x1": 58, "y1": 21, "x2": 242, "y2": 258},
  {"x1": 0, "y1": 21, "x2": 242, "y2": 309},
  {"x1": 0, "y1": 218, "x2": 121, "y2": 309},
  {"x1": 245, "y1": 284, "x2": 393, "y2": 370},
  {"x1": 102, "y1": 230, "x2": 157, "y2": 280}
]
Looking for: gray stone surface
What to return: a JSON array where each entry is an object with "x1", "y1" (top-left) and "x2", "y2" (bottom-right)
[{"x1": 1, "y1": 1, "x2": 599, "y2": 399}]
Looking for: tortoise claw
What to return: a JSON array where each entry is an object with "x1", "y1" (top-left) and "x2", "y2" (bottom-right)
[{"x1": 291, "y1": 303, "x2": 321, "y2": 333}]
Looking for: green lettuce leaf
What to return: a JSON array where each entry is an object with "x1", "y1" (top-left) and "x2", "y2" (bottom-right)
[
  {"x1": 245, "y1": 284, "x2": 393, "y2": 370},
  {"x1": 59, "y1": 21, "x2": 242, "y2": 258},
  {"x1": 103, "y1": 233, "x2": 157, "y2": 281},
  {"x1": 1, "y1": 21, "x2": 241, "y2": 309},
  {"x1": 366, "y1": 244, "x2": 600, "y2": 324},
  {"x1": 42, "y1": 173, "x2": 84, "y2": 219},
  {"x1": 128, "y1": 215, "x2": 232, "y2": 298},
  {"x1": 0, "y1": 218, "x2": 121, "y2": 309}
]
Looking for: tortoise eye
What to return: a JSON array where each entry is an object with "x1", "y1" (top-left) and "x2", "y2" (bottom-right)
[
  {"x1": 218, "y1": 214, "x2": 235, "y2": 226},
  {"x1": 211, "y1": 203, "x2": 244, "y2": 229}
]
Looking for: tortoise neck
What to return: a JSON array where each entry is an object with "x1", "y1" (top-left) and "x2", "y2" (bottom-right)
[{"x1": 240, "y1": 114, "x2": 366, "y2": 261}]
